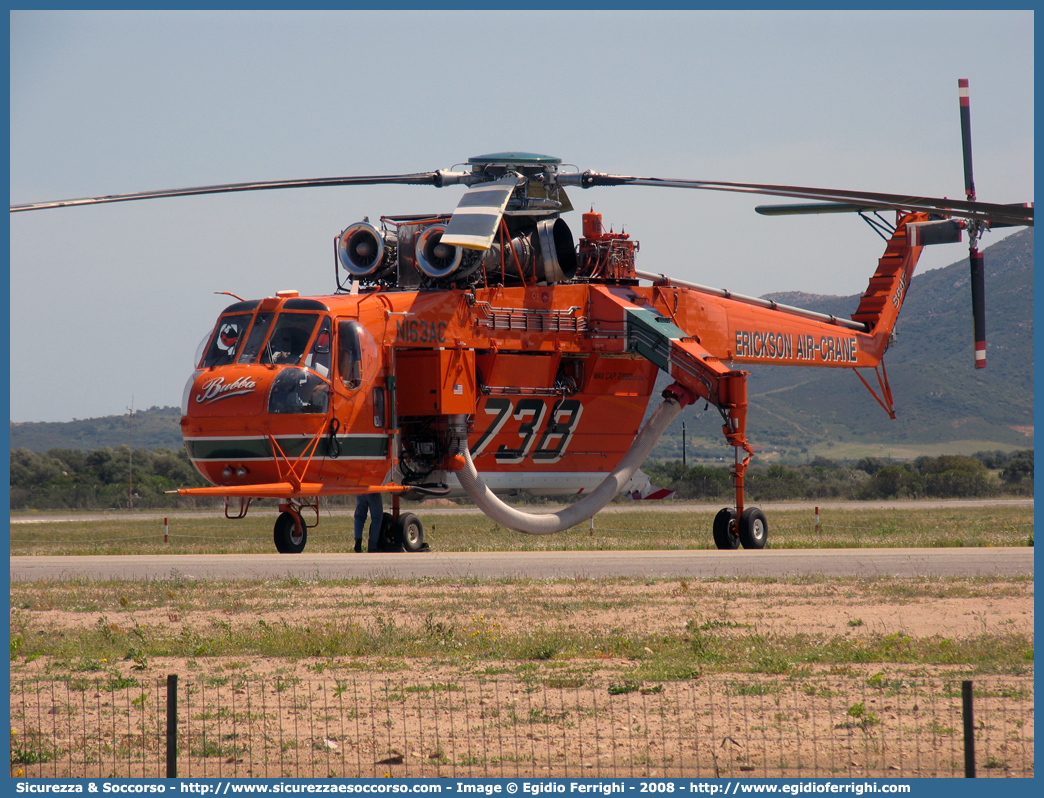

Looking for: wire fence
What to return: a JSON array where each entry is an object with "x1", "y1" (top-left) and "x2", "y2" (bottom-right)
[{"x1": 11, "y1": 674, "x2": 1033, "y2": 779}]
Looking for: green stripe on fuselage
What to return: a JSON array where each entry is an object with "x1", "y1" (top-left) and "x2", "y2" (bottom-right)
[
  {"x1": 187, "y1": 438, "x2": 271, "y2": 460},
  {"x1": 187, "y1": 435, "x2": 387, "y2": 460}
]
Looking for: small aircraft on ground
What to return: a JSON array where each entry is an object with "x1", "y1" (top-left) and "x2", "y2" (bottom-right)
[{"x1": 11, "y1": 80, "x2": 1032, "y2": 553}]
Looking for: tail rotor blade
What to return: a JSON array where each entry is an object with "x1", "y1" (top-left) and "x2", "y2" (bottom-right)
[
  {"x1": 959, "y1": 79, "x2": 976, "y2": 201},
  {"x1": 969, "y1": 246, "x2": 986, "y2": 369},
  {"x1": 959, "y1": 79, "x2": 986, "y2": 369}
]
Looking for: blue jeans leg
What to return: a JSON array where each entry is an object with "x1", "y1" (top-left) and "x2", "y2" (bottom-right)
[
  {"x1": 362, "y1": 493, "x2": 384, "y2": 551},
  {"x1": 353, "y1": 498, "x2": 368, "y2": 542}
]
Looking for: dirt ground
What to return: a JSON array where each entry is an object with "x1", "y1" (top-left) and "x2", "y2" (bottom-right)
[
  {"x1": 10, "y1": 578, "x2": 1035, "y2": 779},
  {"x1": 13, "y1": 576, "x2": 1035, "y2": 642}
]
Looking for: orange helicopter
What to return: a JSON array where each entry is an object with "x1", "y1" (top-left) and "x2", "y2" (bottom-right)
[{"x1": 10, "y1": 80, "x2": 1032, "y2": 553}]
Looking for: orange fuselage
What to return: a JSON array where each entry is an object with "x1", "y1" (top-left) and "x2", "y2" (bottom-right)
[{"x1": 182, "y1": 231, "x2": 917, "y2": 500}]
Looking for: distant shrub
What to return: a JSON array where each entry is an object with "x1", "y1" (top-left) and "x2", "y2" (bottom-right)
[
  {"x1": 859, "y1": 465, "x2": 925, "y2": 500},
  {"x1": 1000, "y1": 450, "x2": 1033, "y2": 484}
]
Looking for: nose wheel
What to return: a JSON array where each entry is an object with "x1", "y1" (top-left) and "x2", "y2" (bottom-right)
[{"x1": 274, "y1": 510, "x2": 307, "y2": 553}]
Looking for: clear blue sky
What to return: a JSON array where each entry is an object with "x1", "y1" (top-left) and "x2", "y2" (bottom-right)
[{"x1": 9, "y1": 10, "x2": 1034, "y2": 422}]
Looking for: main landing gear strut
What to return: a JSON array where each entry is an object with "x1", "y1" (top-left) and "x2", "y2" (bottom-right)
[
  {"x1": 711, "y1": 391, "x2": 767, "y2": 551},
  {"x1": 667, "y1": 375, "x2": 767, "y2": 551}
]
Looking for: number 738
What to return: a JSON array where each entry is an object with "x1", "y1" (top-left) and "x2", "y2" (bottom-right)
[{"x1": 470, "y1": 397, "x2": 584, "y2": 465}]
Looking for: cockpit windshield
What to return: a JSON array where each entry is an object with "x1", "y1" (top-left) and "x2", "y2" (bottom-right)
[
  {"x1": 261, "y1": 313, "x2": 320, "y2": 366},
  {"x1": 237, "y1": 313, "x2": 275, "y2": 364},
  {"x1": 200, "y1": 314, "x2": 252, "y2": 367},
  {"x1": 200, "y1": 310, "x2": 326, "y2": 370}
]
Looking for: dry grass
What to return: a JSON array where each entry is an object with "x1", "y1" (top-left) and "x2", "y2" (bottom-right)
[{"x1": 11, "y1": 573, "x2": 1034, "y2": 681}]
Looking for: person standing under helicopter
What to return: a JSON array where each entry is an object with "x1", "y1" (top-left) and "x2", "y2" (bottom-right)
[{"x1": 354, "y1": 492, "x2": 383, "y2": 552}]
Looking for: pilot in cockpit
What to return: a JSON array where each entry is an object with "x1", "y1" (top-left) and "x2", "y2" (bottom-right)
[
  {"x1": 305, "y1": 329, "x2": 332, "y2": 378},
  {"x1": 268, "y1": 327, "x2": 310, "y2": 365}
]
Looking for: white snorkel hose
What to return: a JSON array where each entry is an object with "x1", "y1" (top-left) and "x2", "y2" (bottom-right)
[{"x1": 448, "y1": 396, "x2": 683, "y2": 535}]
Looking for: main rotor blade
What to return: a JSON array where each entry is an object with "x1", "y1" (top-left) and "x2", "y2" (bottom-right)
[
  {"x1": 440, "y1": 175, "x2": 519, "y2": 251},
  {"x1": 9, "y1": 171, "x2": 466, "y2": 213},
  {"x1": 754, "y1": 202, "x2": 878, "y2": 216},
  {"x1": 564, "y1": 173, "x2": 1033, "y2": 228}
]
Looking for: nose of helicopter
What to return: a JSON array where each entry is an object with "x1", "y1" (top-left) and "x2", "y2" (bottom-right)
[
  {"x1": 180, "y1": 362, "x2": 337, "y2": 487},
  {"x1": 182, "y1": 366, "x2": 272, "y2": 419}
]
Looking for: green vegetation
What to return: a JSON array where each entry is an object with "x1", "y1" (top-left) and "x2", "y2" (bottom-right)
[
  {"x1": 10, "y1": 445, "x2": 209, "y2": 510},
  {"x1": 649, "y1": 228, "x2": 1033, "y2": 460},
  {"x1": 643, "y1": 450, "x2": 1033, "y2": 503},
  {"x1": 9, "y1": 444, "x2": 1033, "y2": 512},
  {"x1": 10, "y1": 562, "x2": 1033, "y2": 777}
]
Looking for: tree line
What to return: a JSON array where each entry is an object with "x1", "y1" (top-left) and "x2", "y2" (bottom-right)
[
  {"x1": 8, "y1": 446, "x2": 1034, "y2": 511},
  {"x1": 10, "y1": 446, "x2": 209, "y2": 511},
  {"x1": 642, "y1": 450, "x2": 1033, "y2": 503}
]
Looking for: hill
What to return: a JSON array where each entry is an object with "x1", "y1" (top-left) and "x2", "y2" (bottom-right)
[
  {"x1": 650, "y1": 227, "x2": 1034, "y2": 461},
  {"x1": 10, "y1": 405, "x2": 184, "y2": 452}
]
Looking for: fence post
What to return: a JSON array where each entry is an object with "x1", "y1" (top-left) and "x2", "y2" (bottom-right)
[
  {"x1": 815, "y1": 506, "x2": 820, "y2": 534},
  {"x1": 164, "y1": 517, "x2": 169, "y2": 545},
  {"x1": 962, "y1": 680, "x2": 975, "y2": 778},
  {"x1": 166, "y1": 674, "x2": 178, "y2": 778}
]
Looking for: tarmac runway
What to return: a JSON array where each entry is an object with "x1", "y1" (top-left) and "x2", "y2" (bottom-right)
[{"x1": 9, "y1": 547, "x2": 1033, "y2": 582}]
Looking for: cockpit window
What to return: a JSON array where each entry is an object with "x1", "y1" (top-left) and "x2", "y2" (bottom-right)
[
  {"x1": 304, "y1": 318, "x2": 333, "y2": 378},
  {"x1": 201, "y1": 314, "x2": 252, "y2": 367},
  {"x1": 237, "y1": 312, "x2": 275, "y2": 364},
  {"x1": 261, "y1": 313, "x2": 320, "y2": 366},
  {"x1": 268, "y1": 368, "x2": 330, "y2": 415},
  {"x1": 338, "y1": 320, "x2": 378, "y2": 390}
]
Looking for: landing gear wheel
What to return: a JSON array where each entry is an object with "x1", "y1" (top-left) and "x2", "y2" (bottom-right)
[
  {"x1": 739, "y1": 507, "x2": 768, "y2": 550},
  {"x1": 395, "y1": 512, "x2": 425, "y2": 552},
  {"x1": 374, "y1": 512, "x2": 395, "y2": 551},
  {"x1": 274, "y1": 511, "x2": 307, "y2": 554},
  {"x1": 712, "y1": 508, "x2": 739, "y2": 550},
  {"x1": 379, "y1": 512, "x2": 393, "y2": 547}
]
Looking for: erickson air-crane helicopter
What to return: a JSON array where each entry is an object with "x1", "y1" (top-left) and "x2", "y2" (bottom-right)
[{"x1": 11, "y1": 80, "x2": 1033, "y2": 553}]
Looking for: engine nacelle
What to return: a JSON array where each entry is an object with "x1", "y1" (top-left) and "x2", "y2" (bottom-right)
[
  {"x1": 537, "y1": 217, "x2": 578, "y2": 282},
  {"x1": 416, "y1": 224, "x2": 464, "y2": 278},
  {"x1": 338, "y1": 221, "x2": 393, "y2": 278},
  {"x1": 479, "y1": 218, "x2": 578, "y2": 284}
]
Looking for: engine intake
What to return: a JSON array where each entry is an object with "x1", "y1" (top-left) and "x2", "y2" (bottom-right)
[
  {"x1": 416, "y1": 224, "x2": 464, "y2": 278},
  {"x1": 338, "y1": 221, "x2": 393, "y2": 278}
]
